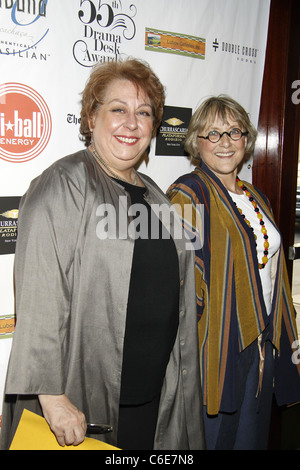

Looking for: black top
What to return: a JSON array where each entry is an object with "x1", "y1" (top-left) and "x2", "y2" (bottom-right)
[{"x1": 117, "y1": 180, "x2": 180, "y2": 405}]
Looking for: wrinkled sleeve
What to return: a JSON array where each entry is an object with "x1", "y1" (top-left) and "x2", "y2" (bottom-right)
[{"x1": 5, "y1": 164, "x2": 84, "y2": 395}]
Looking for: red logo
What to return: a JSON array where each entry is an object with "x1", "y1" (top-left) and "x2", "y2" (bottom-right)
[{"x1": 0, "y1": 83, "x2": 52, "y2": 163}]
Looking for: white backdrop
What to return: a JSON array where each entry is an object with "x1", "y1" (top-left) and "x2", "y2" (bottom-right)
[{"x1": 0, "y1": 0, "x2": 270, "y2": 422}]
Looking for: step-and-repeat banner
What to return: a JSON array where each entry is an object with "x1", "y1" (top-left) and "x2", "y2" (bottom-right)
[{"x1": 0, "y1": 0, "x2": 270, "y2": 423}]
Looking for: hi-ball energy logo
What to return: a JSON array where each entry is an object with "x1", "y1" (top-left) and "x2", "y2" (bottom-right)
[{"x1": 0, "y1": 83, "x2": 52, "y2": 163}]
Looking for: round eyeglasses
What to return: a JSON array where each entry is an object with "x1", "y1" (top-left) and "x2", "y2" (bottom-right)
[{"x1": 197, "y1": 128, "x2": 248, "y2": 143}]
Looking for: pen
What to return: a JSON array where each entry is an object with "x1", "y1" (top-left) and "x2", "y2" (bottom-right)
[{"x1": 86, "y1": 423, "x2": 113, "y2": 434}]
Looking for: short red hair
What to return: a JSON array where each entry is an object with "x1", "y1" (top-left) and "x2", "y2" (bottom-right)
[{"x1": 80, "y1": 58, "x2": 165, "y2": 146}]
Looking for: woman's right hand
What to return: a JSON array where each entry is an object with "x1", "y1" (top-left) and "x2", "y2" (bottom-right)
[{"x1": 38, "y1": 393, "x2": 87, "y2": 447}]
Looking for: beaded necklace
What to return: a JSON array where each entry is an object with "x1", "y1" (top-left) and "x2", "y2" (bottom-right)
[{"x1": 236, "y1": 177, "x2": 269, "y2": 269}]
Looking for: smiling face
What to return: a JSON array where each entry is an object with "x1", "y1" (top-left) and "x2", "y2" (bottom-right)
[
  {"x1": 89, "y1": 79, "x2": 154, "y2": 174},
  {"x1": 197, "y1": 114, "x2": 247, "y2": 185}
]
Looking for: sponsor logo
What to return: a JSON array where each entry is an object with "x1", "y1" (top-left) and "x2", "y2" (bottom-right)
[
  {"x1": 0, "y1": 196, "x2": 20, "y2": 254},
  {"x1": 0, "y1": 0, "x2": 49, "y2": 60},
  {"x1": 156, "y1": 106, "x2": 192, "y2": 157},
  {"x1": 0, "y1": 315, "x2": 15, "y2": 339},
  {"x1": 67, "y1": 113, "x2": 81, "y2": 126},
  {"x1": 212, "y1": 37, "x2": 259, "y2": 64},
  {"x1": 73, "y1": 0, "x2": 137, "y2": 67},
  {"x1": 145, "y1": 28, "x2": 205, "y2": 60},
  {"x1": 0, "y1": 82, "x2": 52, "y2": 162}
]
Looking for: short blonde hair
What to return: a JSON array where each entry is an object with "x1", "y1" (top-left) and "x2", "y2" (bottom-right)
[
  {"x1": 80, "y1": 58, "x2": 165, "y2": 146},
  {"x1": 185, "y1": 95, "x2": 257, "y2": 161}
]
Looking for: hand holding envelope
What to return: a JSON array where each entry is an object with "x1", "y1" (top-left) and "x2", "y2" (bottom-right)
[
  {"x1": 10, "y1": 409, "x2": 119, "y2": 450},
  {"x1": 38, "y1": 393, "x2": 87, "y2": 447}
]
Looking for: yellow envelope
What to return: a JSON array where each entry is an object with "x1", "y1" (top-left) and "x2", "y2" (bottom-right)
[{"x1": 10, "y1": 409, "x2": 119, "y2": 450}]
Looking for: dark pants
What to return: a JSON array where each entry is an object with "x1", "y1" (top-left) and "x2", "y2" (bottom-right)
[
  {"x1": 117, "y1": 394, "x2": 161, "y2": 450},
  {"x1": 204, "y1": 339, "x2": 275, "y2": 450}
]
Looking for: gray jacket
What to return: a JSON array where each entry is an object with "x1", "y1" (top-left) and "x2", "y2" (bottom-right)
[{"x1": 1, "y1": 149, "x2": 205, "y2": 450}]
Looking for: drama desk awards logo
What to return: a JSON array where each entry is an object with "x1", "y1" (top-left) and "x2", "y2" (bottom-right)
[
  {"x1": 73, "y1": 0, "x2": 137, "y2": 67},
  {"x1": 0, "y1": 83, "x2": 52, "y2": 163}
]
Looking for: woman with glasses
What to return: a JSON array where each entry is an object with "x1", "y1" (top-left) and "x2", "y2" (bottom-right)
[{"x1": 167, "y1": 95, "x2": 300, "y2": 449}]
